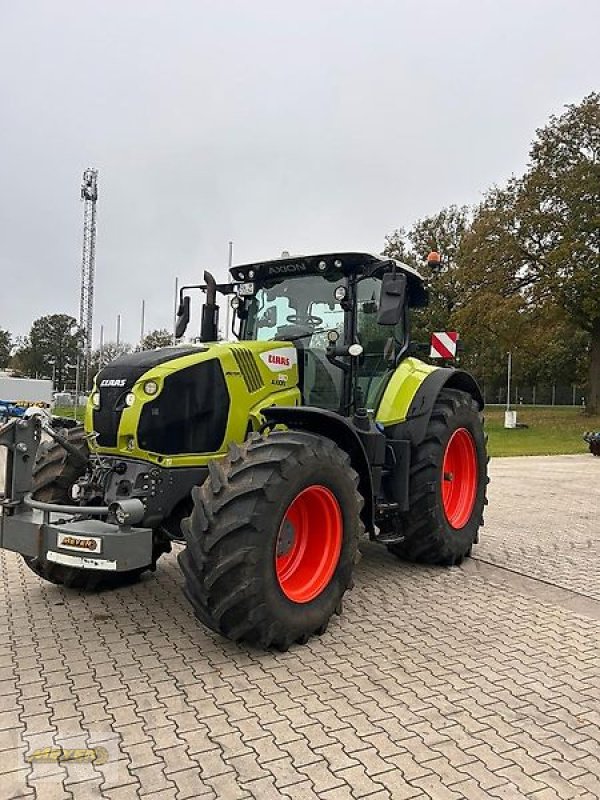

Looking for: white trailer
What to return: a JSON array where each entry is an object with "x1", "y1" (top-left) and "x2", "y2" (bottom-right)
[{"x1": 0, "y1": 377, "x2": 53, "y2": 407}]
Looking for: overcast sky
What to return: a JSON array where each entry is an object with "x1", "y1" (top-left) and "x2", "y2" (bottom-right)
[{"x1": 1, "y1": 0, "x2": 598, "y2": 345}]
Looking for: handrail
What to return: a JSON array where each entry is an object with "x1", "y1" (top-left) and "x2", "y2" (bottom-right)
[{"x1": 23, "y1": 494, "x2": 109, "y2": 516}]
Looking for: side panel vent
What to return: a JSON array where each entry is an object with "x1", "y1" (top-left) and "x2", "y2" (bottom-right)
[{"x1": 232, "y1": 349, "x2": 264, "y2": 393}]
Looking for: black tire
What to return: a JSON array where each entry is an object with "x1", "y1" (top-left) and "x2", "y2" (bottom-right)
[
  {"x1": 22, "y1": 427, "x2": 161, "y2": 589},
  {"x1": 30, "y1": 426, "x2": 89, "y2": 503},
  {"x1": 388, "y1": 388, "x2": 488, "y2": 565},
  {"x1": 178, "y1": 431, "x2": 363, "y2": 649}
]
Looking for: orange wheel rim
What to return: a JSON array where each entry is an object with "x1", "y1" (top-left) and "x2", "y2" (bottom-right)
[
  {"x1": 442, "y1": 428, "x2": 478, "y2": 529},
  {"x1": 275, "y1": 485, "x2": 343, "y2": 603}
]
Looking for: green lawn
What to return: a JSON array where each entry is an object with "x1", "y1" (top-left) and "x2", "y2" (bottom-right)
[
  {"x1": 53, "y1": 405, "x2": 86, "y2": 422},
  {"x1": 50, "y1": 404, "x2": 599, "y2": 458},
  {"x1": 485, "y1": 406, "x2": 600, "y2": 457}
]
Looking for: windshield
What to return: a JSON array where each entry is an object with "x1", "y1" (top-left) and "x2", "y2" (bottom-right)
[{"x1": 244, "y1": 274, "x2": 344, "y2": 345}]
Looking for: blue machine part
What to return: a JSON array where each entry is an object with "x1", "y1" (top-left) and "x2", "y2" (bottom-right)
[{"x1": 0, "y1": 401, "x2": 27, "y2": 422}]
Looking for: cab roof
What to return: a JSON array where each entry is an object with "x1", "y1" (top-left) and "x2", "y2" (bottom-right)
[{"x1": 230, "y1": 251, "x2": 428, "y2": 307}]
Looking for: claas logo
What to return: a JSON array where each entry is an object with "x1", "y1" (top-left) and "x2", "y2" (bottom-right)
[
  {"x1": 268, "y1": 354, "x2": 290, "y2": 367},
  {"x1": 100, "y1": 378, "x2": 126, "y2": 387}
]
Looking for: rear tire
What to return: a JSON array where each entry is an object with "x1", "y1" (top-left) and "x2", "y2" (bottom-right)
[
  {"x1": 179, "y1": 431, "x2": 363, "y2": 649},
  {"x1": 22, "y1": 427, "x2": 160, "y2": 589},
  {"x1": 388, "y1": 388, "x2": 488, "y2": 565}
]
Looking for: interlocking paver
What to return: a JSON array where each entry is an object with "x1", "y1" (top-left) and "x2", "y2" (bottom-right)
[
  {"x1": 279, "y1": 778, "x2": 323, "y2": 800},
  {"x1": 103, "y1": 786, "x2": 141, "y2": 800},
  {"x1": 169, "y1": 766, "x2": 214, "y2": 799},
  {"x1": 262, "y1": 754, "x2": 303, "y2": 788},
  {"x1": 411, "y1": 773, "x2": 463, "y2": 799},
  {"x1": 333, "y1": 764, "x2": 388, "y2": 797},
  {"x1": 27, "y1": 777, "x2": 72, "y2": 800},
  {"x1": 133, "y1": 762, "x2": 176, "y2": 794},
  {"x1": 1, "y1": 454, "x2": 599, "y2": 800}
]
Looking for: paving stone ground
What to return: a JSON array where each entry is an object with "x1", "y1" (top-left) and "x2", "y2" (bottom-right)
[{"x1": 0, "y1": 454, "x2": 598, "y2": 799}]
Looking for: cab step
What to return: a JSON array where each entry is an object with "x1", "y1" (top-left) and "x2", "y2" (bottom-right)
[{"x1": 373, "y1": 529, "x2": 406, "y2": 545}]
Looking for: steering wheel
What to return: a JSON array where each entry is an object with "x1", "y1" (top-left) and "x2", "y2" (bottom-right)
[{"x1": 286, "y1": 313, "x2": 323, "y2": 327}]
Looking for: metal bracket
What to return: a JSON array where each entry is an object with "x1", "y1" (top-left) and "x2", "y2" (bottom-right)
[{"x1": 0, "y1": 417, "x2": 41, "y2": 512}]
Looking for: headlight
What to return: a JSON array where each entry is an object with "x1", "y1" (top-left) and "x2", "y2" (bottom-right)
[
  {"x1": 334, "y1": 286, "x2": 347, "y2": 302},
  {"x1": 91, "y1": 392, "x2": 100, "y2": 408},
  {"x1": 143, "y1": 380, "x2": 158, "y2": 396},
  {"x1": 125, "y1": 392, "x2": 135, "y2": 407},
  {"x1": 109, "y1": 499, "x2": 145, "y2": 526}
]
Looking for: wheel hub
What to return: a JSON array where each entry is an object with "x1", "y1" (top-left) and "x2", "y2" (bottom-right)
[{"x1": 276, "y1": 520, "x2": 296, "y2": 557}]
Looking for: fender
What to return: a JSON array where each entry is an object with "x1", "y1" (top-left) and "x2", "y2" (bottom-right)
[
  {"x1": 394, "y1": 367, "x2": 483, "y2": 446},
  {"x1": 262, "y1": 406, "x2": 375, "y2": 533}
]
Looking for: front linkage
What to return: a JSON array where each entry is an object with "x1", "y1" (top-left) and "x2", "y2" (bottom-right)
[{"x1": 0, "y1": 416, "x2": 154, "y2": 573}]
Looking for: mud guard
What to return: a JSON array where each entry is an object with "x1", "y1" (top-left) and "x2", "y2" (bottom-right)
[
  {"x1": 262, "y1": 406, "x2": 375, "y2": 534},
  {"x1": 401, "y1": 368, "x2": 483, "y2": 446}
]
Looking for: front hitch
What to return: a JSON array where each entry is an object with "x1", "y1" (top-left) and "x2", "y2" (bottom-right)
[{"x1": 0, "y1": 417, "x2": 153, "y2": 572}]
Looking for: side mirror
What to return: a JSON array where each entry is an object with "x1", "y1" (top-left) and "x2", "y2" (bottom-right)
[
  {"x1": 175, "y1": 295, "x2": 191, "y2": 339},
  {"x1": 377, "y1": 272, "x2": 407, "y2": 326}
]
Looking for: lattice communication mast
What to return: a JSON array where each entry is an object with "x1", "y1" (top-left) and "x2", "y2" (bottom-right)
[{"x1": 79, "y1": 168, "x2": 98, "y2": 387}]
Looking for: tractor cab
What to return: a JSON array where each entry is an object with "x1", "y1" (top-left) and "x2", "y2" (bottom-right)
[{"x1": 230, "y1": 252, "x2": 428, "y2": 414}]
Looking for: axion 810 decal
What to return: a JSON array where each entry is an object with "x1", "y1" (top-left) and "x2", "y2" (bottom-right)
[{"x1": 259, "y1": 347, "x2": 298, "y2": 372}]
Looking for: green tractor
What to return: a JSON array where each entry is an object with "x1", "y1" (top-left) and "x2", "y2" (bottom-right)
[{"x1": 0, "y1": 252, "x2": 488, "y2": 649}]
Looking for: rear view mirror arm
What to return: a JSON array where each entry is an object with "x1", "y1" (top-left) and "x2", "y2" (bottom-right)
[{"x1": 176, "y1": 274, "x2": 238, "y2": 341}]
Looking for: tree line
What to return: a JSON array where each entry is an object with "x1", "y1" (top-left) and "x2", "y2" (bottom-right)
[
  {"x1": 385, "y1": 92, "x2": 598, "y2": 413},
  {"x1": 0, "y1": 320, "x2": 173, "y2": 389},
  {"x1": 1, "y1": 93, "x2": 598, "y2": 412}
]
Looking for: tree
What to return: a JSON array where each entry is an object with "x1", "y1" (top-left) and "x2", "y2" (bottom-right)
[
  {"x1": 383, "y1": 199, "x2": 580, "y2": 400},
  {"x1": 384, "y1": 205, "x2": 471, "y2": 324},
  {"x1": 139, "y1": 328, "x2": 173, "y2": 350},
  {"x1": 525, "y1": 92, "x2": 600, "y2": 412},
  {"x1": 89, "y1": 341, "x2": 132, "y2": 377},
  {"x1": 464, "y1": 93, "x2": 600, "y2": 411},
  {"x1": 0, "y1": 328, "x2": 11, "y2": 369},
  {"x1": 383, "y1": 205, "x2": 520, "y2": 384},
  {"x1": 11, "y1": 315, "x2": 83, "y2": 387}
]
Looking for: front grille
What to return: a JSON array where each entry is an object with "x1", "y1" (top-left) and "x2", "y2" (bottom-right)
[
  {"x1": 138, "y1": 359, "x2": 230, "y2": 455},
  {"x1": 232, "y1": 349, "x2": 263, "y2": 393},
  {"x1": 93, "y1": 348, "x2": 215, "y2": 450}
]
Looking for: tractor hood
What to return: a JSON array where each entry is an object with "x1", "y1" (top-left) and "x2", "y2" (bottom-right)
[
  {"x1": 96, "y1": 345, "x2": 207, "y2": 389},
  {"x1": 88, "y1": 341, "x2": 300, "y2": 465}
]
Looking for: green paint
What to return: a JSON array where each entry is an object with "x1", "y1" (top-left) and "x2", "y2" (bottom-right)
[
  {"x1": 86, "y1": 341, "x2": 301, "y2": 467},
  {"x1": 375, "y1": 357, "x2": 438, "y2": 427},
  {"x1": 85, "y1": 343, "x2": 440, "y2": 468}
]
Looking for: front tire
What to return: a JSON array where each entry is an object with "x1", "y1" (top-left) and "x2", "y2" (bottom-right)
[
  {"x1": 388, "y1": 388, "x2": 488, "y2": 565},
  {"x1": 179, "y1": 431, "x2": 363, "y2": 649}
]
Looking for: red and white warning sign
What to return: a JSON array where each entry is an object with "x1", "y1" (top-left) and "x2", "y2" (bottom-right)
[{"x1": 430, "y1": 331, "x2": 459, "y2": 359}]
